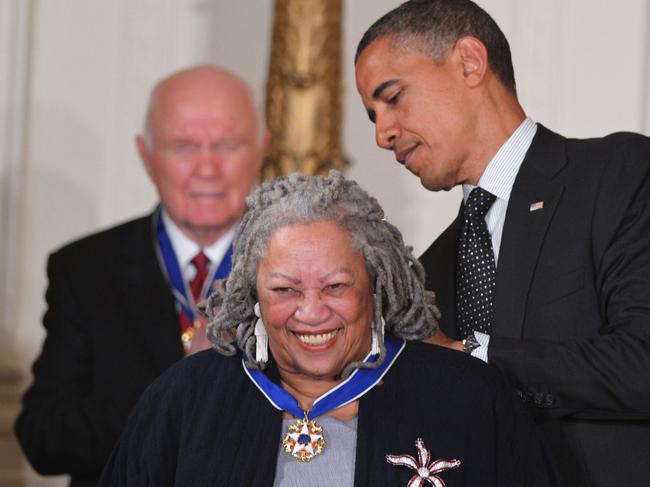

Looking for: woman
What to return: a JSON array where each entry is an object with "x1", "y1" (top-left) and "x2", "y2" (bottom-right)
[{"x1": 99, "y1": 172, "x2": 557, "y2": 486}]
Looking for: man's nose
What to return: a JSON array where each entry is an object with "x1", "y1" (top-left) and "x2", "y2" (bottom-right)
[
  {"x1": 195, "y1": 145, "x2": 220, "y2": 176},
  {"x1": 375, "y1": 114, "x2": 399, "y2": 150},
  {"x1": 294, "y1": 291, "x2": 331, "y2": 325}
]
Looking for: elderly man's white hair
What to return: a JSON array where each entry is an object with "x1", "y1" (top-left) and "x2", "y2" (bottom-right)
[{"x1": 140, "y1": 65, "x2": 266, "y2": 152}]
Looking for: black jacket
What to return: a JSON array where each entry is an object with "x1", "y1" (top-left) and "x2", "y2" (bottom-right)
[
  {"x1": 420, "y1": 126, "x2": 650, "y2": 486},
  {"x1": 100, "y1": 341, "x2": 559, "y2": 486},
  {"x1": 15, "y1": 214, "x2": 184, "y2": 487}
]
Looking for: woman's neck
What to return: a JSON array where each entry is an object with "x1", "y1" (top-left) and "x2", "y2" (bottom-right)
[
  {"x1": 280, "y1": 375, "x2": 359, "y2": 422},
  {"x1": 280, "y1": 373, "x2": 339, "y2": 412}
]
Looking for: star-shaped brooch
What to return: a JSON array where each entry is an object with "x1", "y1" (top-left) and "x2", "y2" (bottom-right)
[{"x1": 386, "y1": 438, "x2": 461, "y2": 487}]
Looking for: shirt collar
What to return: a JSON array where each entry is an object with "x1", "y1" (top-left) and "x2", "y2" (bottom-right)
[
  {"x1": 160, "y1": 208, "x2": 236, "y2": 268},
  {"x1": 462, "y1": 117, "x2": 537, "y2": 202}
]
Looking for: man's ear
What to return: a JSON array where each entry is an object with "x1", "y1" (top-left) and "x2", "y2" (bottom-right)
[
  {"x1": 455, "y1": 36, "x2": 488, "y2": 88},
  {"x1": 136, "y1": 134, "x2": 154, "y2": 180}
]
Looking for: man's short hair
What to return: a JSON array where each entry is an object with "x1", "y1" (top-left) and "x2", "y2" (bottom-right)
[{"x1": 355, "y1": 0, "x2": 516, "y2": 95}]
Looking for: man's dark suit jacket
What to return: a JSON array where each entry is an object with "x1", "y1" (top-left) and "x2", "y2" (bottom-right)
[
  {"x1": 420, "y1": 125, "x2": 650, "y2": 486},
  {"x1": 15, "y1": 214, "x2": 184, "y2": 487}
]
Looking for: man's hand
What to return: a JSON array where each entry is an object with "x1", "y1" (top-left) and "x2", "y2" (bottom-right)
[{"x1": 423, "y1": 327, "x2": 463, "y2": 352}]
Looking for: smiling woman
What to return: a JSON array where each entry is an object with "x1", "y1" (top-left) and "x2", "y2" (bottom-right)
[{"x1": 98, "y1": 171, "x2": 559, "y2": 487}]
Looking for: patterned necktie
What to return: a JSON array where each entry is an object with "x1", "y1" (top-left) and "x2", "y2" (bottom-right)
[
  {"x1": 456, "y1": 187, "x2": 497, "y2": 339},
  {"x1": 178, "y1": 252, "x2": 210, "y2": 334}
]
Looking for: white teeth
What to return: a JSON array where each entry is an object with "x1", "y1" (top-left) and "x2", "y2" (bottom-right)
[{"x1": 296, "y1": 330, "x2": 338, "y2": 346}]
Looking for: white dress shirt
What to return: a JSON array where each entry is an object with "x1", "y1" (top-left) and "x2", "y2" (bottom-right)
[
  {"x1": 161, "y1": 209, "x2": 235, "y2": 284},
  {"x1": 461, "y1": 117, "x2": 538, "y2": 361}
]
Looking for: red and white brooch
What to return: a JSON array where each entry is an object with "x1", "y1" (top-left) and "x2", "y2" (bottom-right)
[{"x1": 386, "y1": 438, "x2": 461, "y2": 487}]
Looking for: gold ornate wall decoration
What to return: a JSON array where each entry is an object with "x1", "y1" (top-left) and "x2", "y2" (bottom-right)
[{"x1": 263, "y1": 0, "x2": 348, "y2": 180}]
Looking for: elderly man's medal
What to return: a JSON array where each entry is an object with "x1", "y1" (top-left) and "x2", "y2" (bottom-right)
[
  {"x1": 244, "y1": 334, "x2": 405, "y2": 461},
  {"x1": 153, "y1": 208, "x2": 233, "y2": 352}
]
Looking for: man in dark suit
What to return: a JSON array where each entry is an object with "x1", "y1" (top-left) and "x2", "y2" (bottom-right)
[
  {"x1": 354, "y1": 1, "x2": 650, "y2": 485},
  {"x1": 15, "y1": 65, "x2": 268, "y2": 486}
]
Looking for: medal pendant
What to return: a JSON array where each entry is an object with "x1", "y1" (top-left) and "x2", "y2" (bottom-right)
[{"x1": 282, "y1": 412, "x2": 325, "y2": 462}]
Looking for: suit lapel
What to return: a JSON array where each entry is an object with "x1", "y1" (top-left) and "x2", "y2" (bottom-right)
[
  {"x1": 121, "y1": 214, "x2": 183, "y2": 373},
  {"x1": 494, "y1": 126, "x2": 567, "y2": 338},
  {"x1": 419, "y1": 206, "x2": 462, "y2": 338}
]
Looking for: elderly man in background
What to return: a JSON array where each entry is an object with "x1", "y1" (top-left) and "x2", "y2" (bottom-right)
[
  {"x1": 355, "y1": 0, "x2": 650, "y2": 486},
  {"x1": 15, "y1": 65, "x2": 268, "y2": 487}
]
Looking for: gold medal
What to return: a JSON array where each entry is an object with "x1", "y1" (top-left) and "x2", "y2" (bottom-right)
[
  {"x1": 282, "y1": 411, "x2": 326, "y2": 462},
  {"x1": 181, "y1": 328, "x2": 195, "y2": 352},
  {"x1": 181, "y1": 319, "x2": 202, "y2": 353}
]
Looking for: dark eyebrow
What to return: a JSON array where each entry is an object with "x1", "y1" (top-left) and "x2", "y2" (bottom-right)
[
  {"x1": 372, "y1": 79, "x2": 399, "y2": 100},
  {"x1": 269, "y1": 272, "x2": 301, "y2": 284}
]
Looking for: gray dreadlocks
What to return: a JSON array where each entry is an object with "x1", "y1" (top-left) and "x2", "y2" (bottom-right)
[{"x1": 205, "y1": 170, "x2": 440, "y2": 377}]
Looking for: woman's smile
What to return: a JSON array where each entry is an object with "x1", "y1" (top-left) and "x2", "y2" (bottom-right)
[{"x1": 293, "y1": 329, "x2": 340, "y2": 348}]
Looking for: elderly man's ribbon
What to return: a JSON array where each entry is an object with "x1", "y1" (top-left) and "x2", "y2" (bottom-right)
[{"x1": 153, "y1": 207, "x2": 232, "y2": 323}]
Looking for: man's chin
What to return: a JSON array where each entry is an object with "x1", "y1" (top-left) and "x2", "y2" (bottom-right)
[
  {"x1": 181, "y1": 218, "x2": 238, "y2": 244},
  {"x1": 419, "y1": 176, "x2": 454, "y2": 192}
]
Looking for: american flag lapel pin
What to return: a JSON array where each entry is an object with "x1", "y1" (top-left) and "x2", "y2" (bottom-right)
[{"x1": 529, "y1": 201, "x2": 544, "y2": 212}]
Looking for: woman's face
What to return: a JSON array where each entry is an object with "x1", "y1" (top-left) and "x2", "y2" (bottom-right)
[{"x1": 256, "y1": 220, "x2": 374, "y2": 383}]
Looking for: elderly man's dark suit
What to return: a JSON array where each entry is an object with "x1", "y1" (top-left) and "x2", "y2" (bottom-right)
[
  {"x1": 15, "y1": 214, "x2": 185, "y2": 487},
  {"x1": 420, "y1": 125, "x2": 650, "y2": 486}
]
